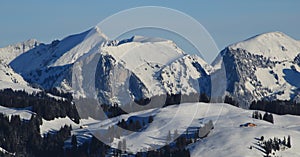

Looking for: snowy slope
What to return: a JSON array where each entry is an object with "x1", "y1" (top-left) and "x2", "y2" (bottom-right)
[
  {"x1": 66, "y1": 102, "x2": 300, "y2": 156},
  {"x1": 0, "y1": 62, "x2": 28, "y2": 86},
  {"x1": 0, "y1": 106, "x2": 34, "y2": 120},
  {"x1": 212, "y1": 32, "x2": 300, "y2": 107},
  {"x1": 40, "y1": 117, "x2": 79, "y2": 135},
  {"x1": 0, "y1": 61, "x2": 40, "y2": 94},
  {"x1": 189, "y1": 103, "x2": 300, "y2": 157},
  {"x1": 0, "y1": 61, "x2": 39, "y2": 93}
]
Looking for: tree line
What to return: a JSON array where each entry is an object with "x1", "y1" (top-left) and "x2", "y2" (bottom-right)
[
  {"x1": 250, "y1": 99, "x2": 300, "y2": 116},
  {"x1": 0, "y1": 89, "x2": 80, "y2": 123},
  {"x1": 0, "y1": 113, "x2": 72, "y2": 157}
]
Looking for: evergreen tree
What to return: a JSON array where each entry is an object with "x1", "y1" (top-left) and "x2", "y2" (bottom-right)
[
  {"x1": 148, "y1": 115, "x2": 154, "y2": 123},
  {"x1": 117, "y1": 140, "x2": 122, "y2": 155},
  {"x1": 287, "y1": 135, "x2": 291, "y2": 148},
  {"x1": 260, "y1": 136, "x2": 264, "y2": 141},
  {"x1": 166, "y1": 130, "x2": 172, "y2": 143},
  {"x1": 283, "y1": 136, "x2": 286, "y2": 146},
  {"x1": 173, "y1": 129, "x2": 179, "y2": 141},
  {"x1": 259, "y1": 112, "x2": 262, "y2": 120},
  {"x1": 71, "y1": 135, "x2": 78, "y2": 149},
  {"x1": 122, "y1": 139, "x2": 127, "y2": 152},
  {"x1": 263, "y1": 112, "x2": 274, "y2": 124}
]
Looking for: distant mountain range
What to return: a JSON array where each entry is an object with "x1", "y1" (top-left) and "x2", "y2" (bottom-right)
[{"x1": 1, "y1": 27, "x2": 300, "y2": 110}]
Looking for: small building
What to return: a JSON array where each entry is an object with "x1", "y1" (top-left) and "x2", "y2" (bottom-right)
[
  {"x1": 199, "y1": 120, "x2": 214, "y2": 138},
  {"x1": 185, "y1": 120, "x2": 214, "y2": 139}
]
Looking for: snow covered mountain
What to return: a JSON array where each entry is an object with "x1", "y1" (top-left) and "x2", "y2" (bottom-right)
[
  {"x1": 212, "y1": 32, "x2": 300, "y2": 108},
  {"x1": 1, "y1": 27, "x2": 211, "y2": 107},
  {"x1": 1, "y1": 28, "x2": 300, "y2": 110},
  {"x1": 74, "y1": 33, "x2": 212, "y2": 106},
  {"x1": 9, "y1": 27, "x2": 107, "y2": 91},
  {"x1": 0, "y1": 39, "x2": 40, "y2": 92}
]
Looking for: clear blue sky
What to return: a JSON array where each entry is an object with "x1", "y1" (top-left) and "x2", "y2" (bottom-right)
[{"x1": 1, "y1": 0, "x2": 299, "y2": 51}]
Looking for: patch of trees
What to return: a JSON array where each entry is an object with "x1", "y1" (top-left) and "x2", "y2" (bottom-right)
[
  {"x1": 0, "y1": 113, "x2": 72, "y2": 157},
  {"x1": 66, "y1": 135, "x2": 127, "y2": 157},
  {"x1": 252, "y1": 111, "x2": 274, "y2": 124},
  {"x1": 135, "y1": 129, "x2": 195, "y2": 157},
  {"x1": 252, "y1": 111, "x2": 262, "y2": 120},
  {"x1": 0, "y1": 89, "x2": 79, "y2": 123},
  {"x1": 100, "y1": 116, "x2": 154, "y2": 143},
  {"x1": 164, "y1": 93, "x2": 211, "y2": 107},
  {"x1": 46, "y1": 88, "x2": 73, "y2": 100},
  {"x1": 136, "y1": 146, "x2": 190, "y2": 157},
  {"x1": 224, "y1": 95, "x2": 239, "y2": 107},
  {"x1": 254, "y1": 135, "x2": 292, "y2": 157},
  {"x1": 65, "y1": 135, "x2": 109, "y2": 157},
  {"x1": 164, "y1": 94, "x2": 182, "y2": 106},
  {"x1": 116, "y1": 139, "x2": 127, "y2": 155},
  {"x1": 115, "y1": 118, "x2": 142, "y2": 134},
  {"x1": 66, "y1": 131, "x2": 192, "y2": 157},
  {"x1": 98, "y1": 93, "x2": 211, "y2": 119},
  {"x1": 67, "y1": 135, "x2": 109, "y2": 157},
  {"x1": 105, "y1": 104, "x2": 127, "y2": 118},
  {"x1": 250, "y1": 99, "x2": 300, "y2": 116},
  {"x1": 263, "y1": 112, "x2": 274, "y2": 124},
  {"x1": 134, "y1": 97, "x2": 151, "y2": 106}
]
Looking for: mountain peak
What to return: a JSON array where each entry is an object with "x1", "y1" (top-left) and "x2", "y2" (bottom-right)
[
  {"x1": 89, "y1": 26, "x2": 109, "y2": 40},
  {"x1": 0, "y1": 39, "x2": 40, "y2": 64},
  {"x1": 228, "y1": 31, "x2": 300, "y2": 61},
  {"x1": 245, "y1": 31, "x2": 291, "y2": 41}
]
